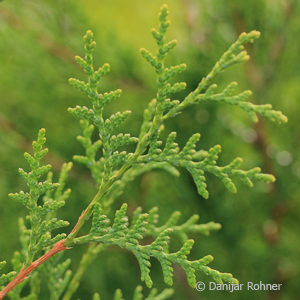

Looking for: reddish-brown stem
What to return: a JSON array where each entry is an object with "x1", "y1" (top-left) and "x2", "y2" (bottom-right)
[
  {"x1": 0, "y1": 240, "x2": 68, "y2": 299},
  {"x1": 0, "y1": 211, "x2": 85, "y2": 299},
  {"x1": 69, "y1": 211, "x2": 85, "y2": 235}
]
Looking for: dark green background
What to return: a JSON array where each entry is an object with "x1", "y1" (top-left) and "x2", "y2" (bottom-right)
[{"x1": 0, "y1": 0, "x2": 299, "y2": 299}]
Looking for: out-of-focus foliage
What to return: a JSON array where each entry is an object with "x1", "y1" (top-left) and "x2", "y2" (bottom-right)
[{"x1": 0, "y1": 0, "x2": 299, "y2": 299}]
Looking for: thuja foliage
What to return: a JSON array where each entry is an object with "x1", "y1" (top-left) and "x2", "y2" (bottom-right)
[
  {"x1": 92, "y1": 286, "x2": 173, "y2": 300},
  {"x1": 9, "y1": 129, "x2": 72, "y2": 261},
  {"x1": 0, "y1": 4, "x2": 287, "y2": 299}
]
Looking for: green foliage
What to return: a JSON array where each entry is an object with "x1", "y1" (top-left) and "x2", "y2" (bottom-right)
[
  {"x1": 138, "y1": 132, "x2": 276, "y2": 199},
  {"x1": 135, "y1": 206, "x2": 221, "y2": 241},
  {"x1": 91, "y1": 286, "x2": 173, "y2": 300},
  {"x1": 43, "y1": 255, "x2": 72, "y2": 300},
  {"x1": 2, "y1": 130, "x2": 73, "y2": 299},
  {"x1": 68, "y1": 30, "x2": 138, "y2": 185},
  {"x1": 0, "y1": 3, "x2": 289, "y2": 300},
  {"x1": 136, "y1": 5, "x2": 282, "y2": 199},
  {"x1": 74, "y1": 203, "x2": 235, "y2": 288},
  {"x1": 8, "y1": 129, "x2": 72, "y2": 264},
  {"x1": 68, "y1": 4, "x2": 283, "y2": 209},
  {"x1": 113, "y1": 286, "x2": 173, "y2": 300},
  {"x1": 140, "y1": 7, "x2": 287, "y2": 125},
  {"x1": 8, "y1": 248, "x2": 41, "y2": 299},
  {"x1": 159, "y1": 29, "x2": 287, "y2": 124},
  {"x1": 0, "y1": 262, "x2": 15, "y2": 289}
]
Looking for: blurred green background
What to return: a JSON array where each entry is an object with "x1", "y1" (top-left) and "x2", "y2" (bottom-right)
[{"x1": 0, "y1": 0, "x2": 299, "y2": 299}]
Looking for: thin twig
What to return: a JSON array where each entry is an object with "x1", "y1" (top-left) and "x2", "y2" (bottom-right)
[
  {"x1": 0, "y1": 210, "x2": 85, "y2": 299},
  {"x1": 0, "y1": 240, "x2": 68, "y2": 299}
]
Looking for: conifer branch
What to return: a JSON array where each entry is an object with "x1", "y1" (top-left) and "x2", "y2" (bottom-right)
[
  {"x1": 0, "y1": 4, "x2": 287, "y2": 299},
  {"x1": 142, "y1": 207, "x2": 221, "y2": 241},
  {"x1": 8, "y1": 129, "x2": 71, "y2": 264},
  {"x1": 0, "y1": 240, "x2": 68, "y2": 299},
  {"x1": 163, "y1": 32, "x2": 288, "y2": 124},
  {"x1": 90, "y1": 286, "x2": 173, "y2": 300},
  {"x1": 137, "y1": 132, "x2": 275, "y2": 199},
  {"x1": 72, "y1": 203, "x2": 238, "y2": 288}
]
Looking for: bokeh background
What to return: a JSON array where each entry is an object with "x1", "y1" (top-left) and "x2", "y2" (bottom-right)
[{"x1": 0, "y1": 0, "x2": 299, "y2": 299}]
